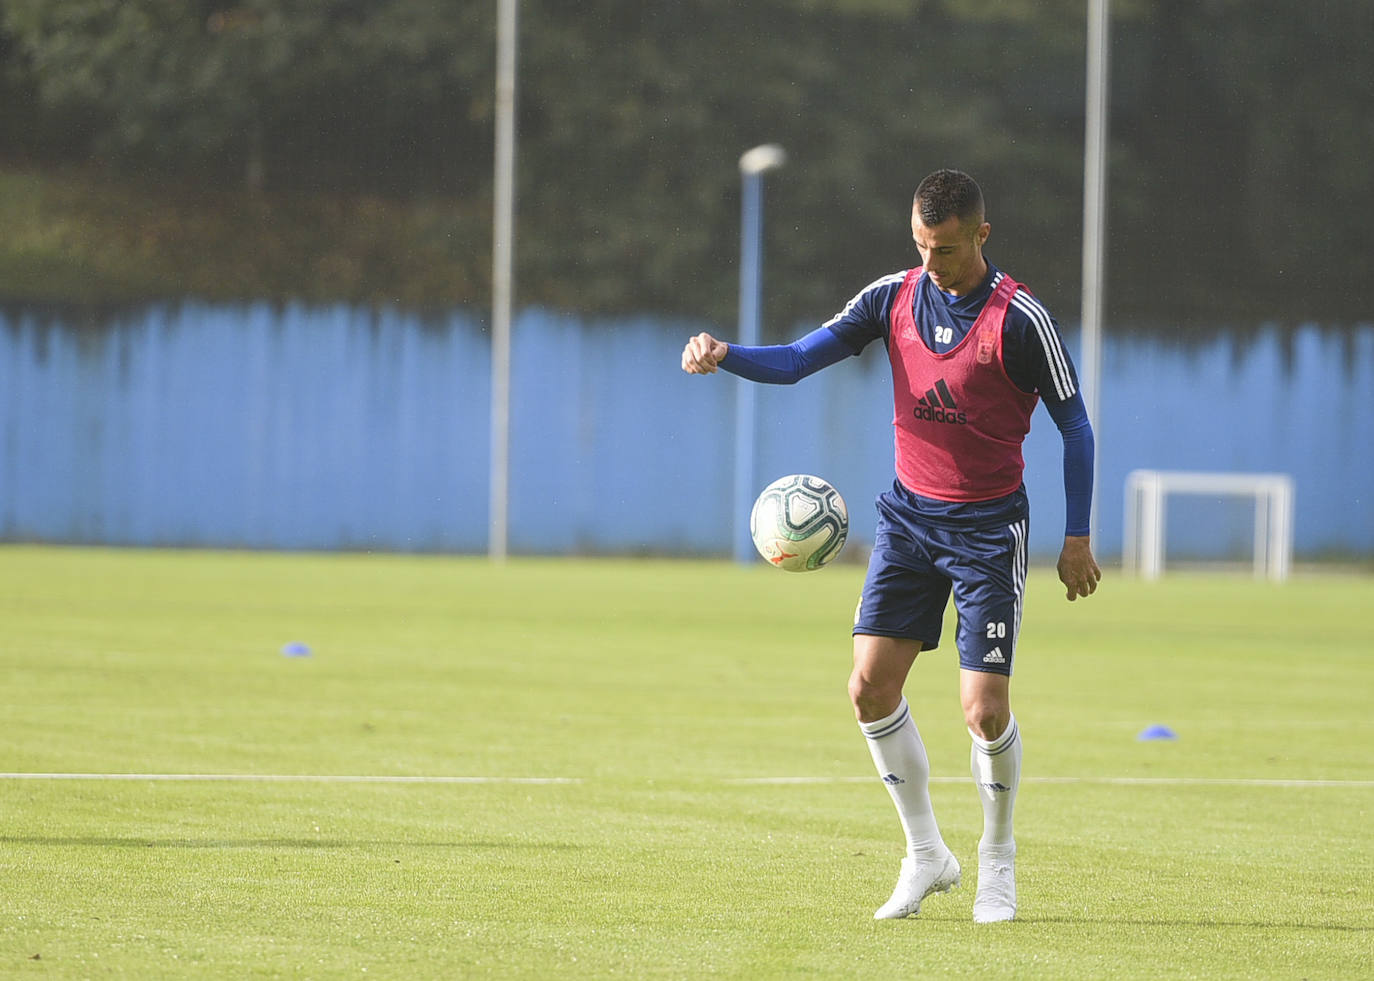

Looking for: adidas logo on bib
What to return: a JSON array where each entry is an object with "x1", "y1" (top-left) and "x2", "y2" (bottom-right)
[{"x1": 912, "y1": 379, "x2": 967, "y2": 425}]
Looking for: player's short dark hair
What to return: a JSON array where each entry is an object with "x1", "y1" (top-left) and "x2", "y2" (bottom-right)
[{"x1": 913, "y1": 170, "x2": 985, "y2": 227}]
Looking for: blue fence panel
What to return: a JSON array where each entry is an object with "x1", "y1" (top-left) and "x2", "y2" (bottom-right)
[
  {"x1": 2, "y1": 306, "x2": 1371, "y2": 560},
  {"x1": 1094, "y1": 326, "x2": 1374, "y2": 558},
  {"x1": 0, "y1": 305, "x2": 491, "y2": 551}
]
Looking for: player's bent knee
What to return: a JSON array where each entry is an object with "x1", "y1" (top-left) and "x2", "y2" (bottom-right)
[
  {"x1": 848, "y1": 669, "x2": 901, "y2": 723},
  {"x1": 963, "y1": 701, "x2": 1010, "y2": 741},
  {"x1": 849, "y1": 635, "x2": 920, "y2": 722},
  {"x1": 960, "y1": 669, "x2": 1011, "y2": 739}
]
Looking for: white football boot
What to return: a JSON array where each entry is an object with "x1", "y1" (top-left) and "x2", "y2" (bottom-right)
[
  {"x1": 972, "y1": 842, "x2": 1017, "y2": 923},
  {"x1": 873, "y1": 847, "x2": 961, "y2": 919}
]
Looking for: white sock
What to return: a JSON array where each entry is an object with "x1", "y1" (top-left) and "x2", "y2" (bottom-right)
[
  {"x1": 859, "y1": 697, "x2": 944, "y2": 856},
  {"x1": 970, "y1": 714, "x2": 1021, "y2": 848}
]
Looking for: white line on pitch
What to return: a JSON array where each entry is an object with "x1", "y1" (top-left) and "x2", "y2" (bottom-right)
[
  {"x1": 1019, "y1": 776, "x2": 1374, "y2": 788},
  {"x1": 4, "y1": 773, "x2": 1369, "y2": 789},
  {"x1": 0, "y1": 773, "x2": 579, "y2": 785},
  {"x1": 730, "y1": 775, "x2": 1374, "y2": 788}
]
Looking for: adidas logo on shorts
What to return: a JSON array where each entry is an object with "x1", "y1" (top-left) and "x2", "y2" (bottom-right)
[{"x1": 983, "y1": 647, "x2": 1006, "y2": 665}]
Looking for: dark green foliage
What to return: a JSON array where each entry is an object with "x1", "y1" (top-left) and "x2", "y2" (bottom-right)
[{"x1": 0, "y1": 0, "x2": 1369, "y2": 327}]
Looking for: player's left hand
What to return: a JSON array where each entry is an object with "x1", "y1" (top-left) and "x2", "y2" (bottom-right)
[{"x1": 1057, "y1": 535, "x2": 1101, "y2": 601}]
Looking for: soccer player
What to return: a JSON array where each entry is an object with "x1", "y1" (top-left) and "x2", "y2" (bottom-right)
[{"x1": 681, "y1": 169, "x2": 1100, "y2": 923}]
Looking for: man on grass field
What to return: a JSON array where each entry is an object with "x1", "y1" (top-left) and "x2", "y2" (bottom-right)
[{"x1": 682, "y1": 169, "x2": 1101, "y2": 923}]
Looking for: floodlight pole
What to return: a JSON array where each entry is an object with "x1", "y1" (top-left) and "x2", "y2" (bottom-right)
[
  {"x1": 490, "y1": 0, "x2": 518, "y2": 561},
  {"x1": 734, "y1": 145, "x2": 787, "y2": 564},
  {"x1": 1081, "y1": 0, "x2": 1110, "y2": 546}
]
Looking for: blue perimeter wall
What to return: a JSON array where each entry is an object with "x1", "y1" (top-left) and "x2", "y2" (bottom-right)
[{"x1": 2, "y1": 305, "x2": 1371, "y2": 561}]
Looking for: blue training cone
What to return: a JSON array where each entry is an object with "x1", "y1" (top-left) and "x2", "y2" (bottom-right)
[
  {"x1": 1137, "y1": 724, "x2": 1178, "y2": 741},
  {"x1": 281, "y1": 642, "x2": 312, "y2": 658}
]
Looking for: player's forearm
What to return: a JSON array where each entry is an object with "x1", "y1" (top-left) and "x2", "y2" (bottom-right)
[{"x1": 719, "y1": 326, "x2": 851, "y2": 384}]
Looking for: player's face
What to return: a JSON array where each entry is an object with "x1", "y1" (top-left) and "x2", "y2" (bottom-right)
[{"x1": 911, "y1": 211, "x2": 991, "y2": 296}]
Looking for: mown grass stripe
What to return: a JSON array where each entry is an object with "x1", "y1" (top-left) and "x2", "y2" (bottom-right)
[{"x1": 0, "y1": 772, "x2": 578, "y2": 784}]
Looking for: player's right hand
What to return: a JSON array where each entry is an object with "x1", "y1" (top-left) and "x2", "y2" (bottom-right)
[{"x1": 681, "y1": 333, "x2": 729, "y2": 374}]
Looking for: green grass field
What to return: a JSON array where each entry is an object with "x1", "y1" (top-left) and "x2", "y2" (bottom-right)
[{"x1": 1, "y1": 546, "x2": 1370, "y2": 979}]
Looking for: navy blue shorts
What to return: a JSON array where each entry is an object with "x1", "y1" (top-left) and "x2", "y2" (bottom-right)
[{"x1": 853, "y1": 483, "x2": 1029, "y2": 675}]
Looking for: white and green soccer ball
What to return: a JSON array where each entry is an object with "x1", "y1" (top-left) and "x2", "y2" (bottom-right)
[{"x1": 749, "y1": 474, "x2": 849, "y2": 572}]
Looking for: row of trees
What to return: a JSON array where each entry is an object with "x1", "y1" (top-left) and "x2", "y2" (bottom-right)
[{"x1": 2, "y1": 0, "x2": 1370, "y2": 329}]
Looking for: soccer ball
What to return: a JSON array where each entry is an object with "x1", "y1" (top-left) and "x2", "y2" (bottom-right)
[{"x1": 750, "y1": 474, "x2": 849, "y2": 572}]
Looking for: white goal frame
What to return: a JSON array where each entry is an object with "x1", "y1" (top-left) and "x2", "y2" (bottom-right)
[{"x1": 1123, "y1": 469, "x2": 1296, "y2": 581}]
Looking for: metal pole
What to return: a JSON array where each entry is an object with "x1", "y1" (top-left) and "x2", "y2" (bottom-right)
[
  {"x1": 489, "y1": 0, "x2": 517, "y2": 561},
  {"x1": 734, "y1": 145, "x2": 786, "y2": 563},
  {"x1": 1081, "y1": 0, "x2": 1110, "y2": 546}
]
